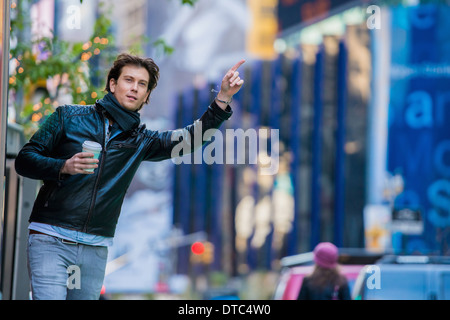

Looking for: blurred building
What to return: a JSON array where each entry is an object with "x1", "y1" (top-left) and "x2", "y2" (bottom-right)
[
  {"x1": 102, "y1": 0, "x2": 147, "y2": 50},
  {"x1": 172, "y1": 0, "x2": 450, "y2": 287},
  {"x1": 172, "y1": 0, "x2": 372, "y2": 279},
  {"x1": 270, "y1": 1, "x2": 450, "y2": 257}
]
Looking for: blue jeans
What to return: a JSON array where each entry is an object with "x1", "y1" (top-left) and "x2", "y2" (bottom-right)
[{"x1": 27, "y1": 233, "x2": 108, "y2": 300}]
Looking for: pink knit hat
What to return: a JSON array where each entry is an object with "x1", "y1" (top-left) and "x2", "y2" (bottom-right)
[{"x1": 313, "y1": 242, "x2": 339, "y2": 269}]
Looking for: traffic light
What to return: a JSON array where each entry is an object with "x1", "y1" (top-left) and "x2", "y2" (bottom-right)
[
  {"x1": 190, "y1": 241, "x2": 205, "y2": 264},
  {"x1": 202, "y1": 241, "x2": 214, "y2": 265},
  {"x1": 190, "y1": 241, "x2": 214, "y2": 264},
  {"x1": 191, "y1": 241, "x2": 205, "y2": 255}
]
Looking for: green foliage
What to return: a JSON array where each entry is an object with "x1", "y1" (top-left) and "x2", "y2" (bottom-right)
[
  {"x1": 9, "y1": 1, "x2": 117, "y2": 137},
  {"x1": 181, "y1": 0, "x2": 198, "y2": 6},
  {"x1": 10, "y1": 0, "x2": 195, "y2": 138},
  {"x1": 152, "y1": 38, "x2": 175, "y2": 56}
]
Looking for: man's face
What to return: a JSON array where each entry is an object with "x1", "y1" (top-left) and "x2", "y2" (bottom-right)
[{"x1": 109, "y1": 65, "x2": 151, "y2": 112}]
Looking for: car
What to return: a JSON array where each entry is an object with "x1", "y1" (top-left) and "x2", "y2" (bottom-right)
[
  {"x1": 352, "y1": 255, "x2": 450, "y2": 300},
  {"x1": 273, "y1": 248, "x2": 384, "y2": 300}
]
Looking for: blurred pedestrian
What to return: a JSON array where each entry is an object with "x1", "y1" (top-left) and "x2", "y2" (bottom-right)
[
  {"x1": 297, "y1": 242, "x2": 351, "y2": 300},
  {"x1": 15, "y1": 53, "x2": 245, "y2": 300}
]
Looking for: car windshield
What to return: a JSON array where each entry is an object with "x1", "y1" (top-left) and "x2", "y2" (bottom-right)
[
  {"x1": 364, "y1": 269, "x2": 427, "y2": 299},
  {"x1": 354, "y1": 264, "x2": 450, "y2": 300}
]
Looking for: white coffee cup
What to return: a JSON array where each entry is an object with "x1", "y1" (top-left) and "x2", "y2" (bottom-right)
[{"x1": 82, "y1": 141, "x2": 102, "y2": 172}]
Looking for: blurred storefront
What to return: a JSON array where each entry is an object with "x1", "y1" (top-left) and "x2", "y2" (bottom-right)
[{"x1": 1, "y1": 0, "x2": 35, "y2": 300}]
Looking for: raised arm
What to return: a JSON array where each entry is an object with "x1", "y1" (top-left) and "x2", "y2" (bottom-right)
[{"x1": 143, "y1": 60, "x2": 246, "y2": 161}]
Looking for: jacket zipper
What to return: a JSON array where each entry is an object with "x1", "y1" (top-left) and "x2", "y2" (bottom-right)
[{"x1": 83, "y1": 111, "x2": 108, "y2": 233}]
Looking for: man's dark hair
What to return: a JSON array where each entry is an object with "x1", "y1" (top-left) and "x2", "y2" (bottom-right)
[{"x1": 105, "y1": 53, "x2": 160, "y2": 104}]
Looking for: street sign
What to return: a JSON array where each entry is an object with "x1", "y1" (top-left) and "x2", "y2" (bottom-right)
[{"x1": 391, "y1": 208, "x2": 424, "y2": 235}]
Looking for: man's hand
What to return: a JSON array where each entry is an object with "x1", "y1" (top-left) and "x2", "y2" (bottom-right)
[
  {"x1": 61, "y1": 152, "x2": 99, "y2": 175},
  {"x1": 216, "y1": 59, "x2": 245, "y2": 109}
]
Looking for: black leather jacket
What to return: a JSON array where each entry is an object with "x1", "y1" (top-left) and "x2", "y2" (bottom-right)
[{"x1": 15, "y1": 100, "x2": 232, "y2": 237}]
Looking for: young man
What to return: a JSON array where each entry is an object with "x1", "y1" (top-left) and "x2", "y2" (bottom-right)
[{"x1": 15, "y1": 53, "x2": 244, "y2": 300}]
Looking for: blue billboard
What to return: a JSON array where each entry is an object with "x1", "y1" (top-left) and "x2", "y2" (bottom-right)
[{"x1": 387, "y1": 5, "x2": 450, "y2": 254}]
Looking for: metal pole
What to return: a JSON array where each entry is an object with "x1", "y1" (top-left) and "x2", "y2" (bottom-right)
[
  {"x1": 311, "y1": 46, "x2": 324, "y2": 250},
  {"x1": 287, "y1": 57, "x2": 301, "y2": 256},
  {"x1": 1, "y1": 0, "x2": 11, "y2": 239},
  {"x1": 333, "y1": 40, "x2": 348, "y2": 248}
]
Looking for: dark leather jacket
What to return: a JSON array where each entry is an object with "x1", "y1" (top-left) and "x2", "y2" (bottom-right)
[
  {"x1": 15, "y1": 100, "x2": 232, "y2": 237},
  {"x1": 297, "y1": 276, "x2": 351, "y2": 300}
]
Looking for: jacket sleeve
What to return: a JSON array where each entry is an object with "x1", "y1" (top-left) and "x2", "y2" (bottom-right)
[
  {"x1": 15, "y1": 107, "x2": 67, "y2": 181},
  {"x1": 143, "y1": 100, "x2": 232, "y2": 161}
]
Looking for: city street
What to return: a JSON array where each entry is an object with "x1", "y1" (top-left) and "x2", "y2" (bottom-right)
[{"x1": 1, "y1": 0, "x2": 450, "y2": 302}]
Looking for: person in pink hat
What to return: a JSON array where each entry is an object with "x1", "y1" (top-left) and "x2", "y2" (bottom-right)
[{"x1": 297, "y1": 242, "x2": 351, "y2": 300}]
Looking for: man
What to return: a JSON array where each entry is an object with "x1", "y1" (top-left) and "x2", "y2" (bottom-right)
[{"x1": 15, "y1": 53, "x2": 245, "y2": 300}]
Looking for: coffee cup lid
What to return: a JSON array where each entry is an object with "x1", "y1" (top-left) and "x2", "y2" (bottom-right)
[{"x1": 82, "y1": 141, "x2": 102, "y2": 151}]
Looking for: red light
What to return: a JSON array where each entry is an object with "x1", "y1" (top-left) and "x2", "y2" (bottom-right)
[{"x1": 191, "y1": 242, "x2": 205, "y2": 255}]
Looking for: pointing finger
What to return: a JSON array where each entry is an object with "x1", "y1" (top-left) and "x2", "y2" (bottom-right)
[{"x1": 230, "y1": 59, "x2": 246, "y2": 72}]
